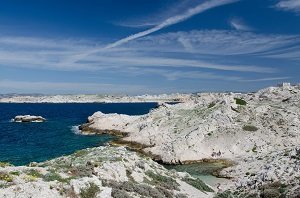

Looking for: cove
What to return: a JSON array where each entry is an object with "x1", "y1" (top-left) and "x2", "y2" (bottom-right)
[{"x1": 0, "y1": 103, "x2": 157, "y2": 165}]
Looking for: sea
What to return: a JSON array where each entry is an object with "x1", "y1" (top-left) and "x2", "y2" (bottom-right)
[{"x1": 0, "y1": 103, "x2": 156, "y2": 165}]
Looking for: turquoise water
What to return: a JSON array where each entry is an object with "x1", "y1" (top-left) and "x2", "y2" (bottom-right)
[
  {"x1": 165, "y1": 162, "x2": 228, "y2": 186},
  {"x1": 0, "y1": 103, "x2": 156, "y2": 165}
]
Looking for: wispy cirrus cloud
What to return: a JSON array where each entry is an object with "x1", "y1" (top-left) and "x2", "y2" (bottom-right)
[
  {"x1": 65, "y1": 0, "x2": 239, "y2": 64},
  {"x1": 128, "y1": 30, "x2": 300, "y2": 57},
  {"x1": 0, "y1": 29, "x2": 298, "y2": 83},
  {"x1": 275, "y1": 0, "x2": 300, "y2": 13},
  {"x1": 105, "y1": 0, "x2": 238, "y2": 49},
  {"x1": 229, "y1": 18, "x2": 252, "y2": 31}
]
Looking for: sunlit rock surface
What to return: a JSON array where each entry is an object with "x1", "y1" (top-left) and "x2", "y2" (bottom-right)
[
  {"x1": 80, "y1": 83, "x2": 300, "y2": 196},
  {"x1": 0, "y1": 146, "x2": 213, "y2": 198},
  {"x1": 13, "y1": 115, "x2": 46, "y2": 122}
]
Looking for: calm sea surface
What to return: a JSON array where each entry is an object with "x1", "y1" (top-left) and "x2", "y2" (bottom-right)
[{"x1": 0, "y1": 103, "x2": 156, "y2": 165}]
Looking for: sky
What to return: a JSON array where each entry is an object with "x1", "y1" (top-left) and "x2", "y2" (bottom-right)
[{"x1": 0, "y1": 0, "x2": 299, "y2": 94}]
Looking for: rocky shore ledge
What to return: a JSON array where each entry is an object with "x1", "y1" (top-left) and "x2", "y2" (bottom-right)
[
  {"x1": 13, "y1": 115, "x2": 46, "y2": 122},
  {"x1": 79, "y1": 83, "x2": 300, "y2": 197}
]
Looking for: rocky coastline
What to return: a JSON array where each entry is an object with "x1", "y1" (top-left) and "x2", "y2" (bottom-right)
[
  {"x1": 1, "y1": 83, "x2": 300, "y2": 197},
  {"x1": 77, "y1": 83, "x2": 300, "y2": 197}
]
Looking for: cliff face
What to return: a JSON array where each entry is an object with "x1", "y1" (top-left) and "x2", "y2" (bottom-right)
[{"x1": 80, "y1": 83, "x2": 300, "y2": 196}]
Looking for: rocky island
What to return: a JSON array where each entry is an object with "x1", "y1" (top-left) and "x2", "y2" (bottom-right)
[{"x1": 13, "y1": 115, "x2": 46, "y2": 123}]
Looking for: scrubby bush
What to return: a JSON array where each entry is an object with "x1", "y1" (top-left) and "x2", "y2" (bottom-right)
[
  {"x1": 79, "y1": 182, "x2": 100, "y2": 198},
  {"x1": 104, "y1": 179, "x2": 171, "y2": 198},
  {"x1": 25, "y1": 169, "x2": 43, "y2": 178},
  {"x1": 145, "y1": 170, "x2": 179, "y2": 190},
  {"x1": 0, "y1": 162, "x2": 12, "y2": 168},
  {"x1": 214, "y1": 190, "x2": 234, "y2": 198},
  {"x1": 182, "y1": 177, "x2": 214, "y2": 193},
  {"x1": 243, "y1": 125, "x2": 258, "y2": 131},
  {"x1": 208, "y1": 103, "x2": 216, "y2": 108},
  {"x1": 9, "y1": 171, "x2": 20, "y2": 176},
  {"x1": 111, "y1": 189, "x2": 131, "y2": 198},
  {"x1": 261, "y1": 188, "x2": 280, "y2": 198},
  {"x1": 235, "y1": 98, "x2": 247, "y2": 105},
  {"x1": 0, "y1": 172, "x2": 13, "y2": 182},
  {"x1": 69, "y1": 165, "x2": 93, "y2": 177}
]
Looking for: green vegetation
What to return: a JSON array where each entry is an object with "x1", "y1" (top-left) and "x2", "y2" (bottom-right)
[
  {"x1": 9, "y1": 171, "x2": 20, "y2": 176},
  {"x1": 0, "y1": 172, "x2": 13, "y2": 182},
  {"x1": 25, "y1": 169, "x2": 43, "y2": 178},
  {"x1": 259, "y1": 182, "x2": 287, "y2": 198},
  {"x1": 145, "y1": 170, "x2": 179, "y2": 190},
  {"x1": 214, "y1": 190, "x2": 234, "y2": 198},
  {"x1": 111, "y1": 189, "x2": 131, "y2": 198},
  {"x1": 234, "y1": 98, "x2": 247, "y2": 105},
  {"x1": 74, "y1": 149, "x2": 89, "y2": 157},
  {"x1": 243, "y1": 125, "x2": 258, "y2": 132},
  {"x1": 182, "y1": 177, "x2": 214, "y2": 193},
  {"x1": 252, "y1": 145, "x2": 257, "y2": 153},
  {"x1": 104, "y1": 180, "x2": 172, "y2": 198},
  {"x1": 0, "y1": 162, "x2": 12, "y2": 168},
  {"x1": 208, "y1": 102, "x2": 216, "y2": 108},
  {"x1": 80, "y1": 182, "x2": 100, "y2": 198}
]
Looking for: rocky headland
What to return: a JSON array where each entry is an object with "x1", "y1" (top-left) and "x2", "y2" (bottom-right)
[{"x1": 78, "y1": 83, "x2": 300, "y2": 197}]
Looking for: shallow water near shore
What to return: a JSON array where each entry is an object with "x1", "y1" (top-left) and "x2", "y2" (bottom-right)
[
  {"x1": 0, "y1": 103, "x2": 157, "y2": 165},
  {"x1": 164, "y1": 162, "x2": 229, "y2": 186}
]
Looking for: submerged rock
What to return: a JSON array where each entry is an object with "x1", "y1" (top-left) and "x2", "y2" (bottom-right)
[{"x1": 13, "y1": 115, "x2": 46, "y2": 122}]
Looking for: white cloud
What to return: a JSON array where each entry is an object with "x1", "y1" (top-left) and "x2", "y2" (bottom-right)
[
  {"x1": 275, "y1": 0, "x2": 300, "y2": 13},
  {"x1": 229, "y1": 18, "x2": 252, "y2": 31},
  {"x1": 105, "y1": 0, "x2": 238, "y2": 49},
  {"x1": 238, "y1": 77, "x2": 291, "y2": 82},
  {"x1": 0, "y1": 29, "x2": 298, "y2": 83},
  {"x1": 130, "y1": 30, "x2": 300, "y2": 57},
  {"x1": 0, "y1": 80, "x2": 150, "y2": 95},
  {"x1": 66, "y1": 0, "x2": 238, "y2": 64}
]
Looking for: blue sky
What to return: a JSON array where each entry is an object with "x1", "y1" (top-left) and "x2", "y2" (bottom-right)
[{"x1": 0, "y1": 0, "x2": 299, "y2": 94}]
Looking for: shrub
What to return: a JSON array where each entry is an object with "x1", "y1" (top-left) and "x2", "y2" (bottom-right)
[
  {"x1": 208, "y1": 103, "x2": 216, "y2": 108},
  {"x1": 9, "y1": 171, "x2": 20, "y2": 176},
  {"x1": 111, "y1": 189, "x2": 131, "y2": 198},
  {"x1": 243, "y1": 125, "x2": 258, "y2": 131},
  {"x1": 252, "y1": 146, "x2": 257, "y2": 153},
  {"x1": 182, "y1": 177, "x2": 214, "y2": 193},
  {"x1": 0, "y1": 172, "x2": 13, "y2": 182},
  {"x1": 43, "y1": 172, "x2": 62, "y2": 182},
  {"x1": 145, "y1": 171, "x2": 179, "y2": 190},
  {"x1": 0, "y1": 162, "x2": 12, "y2": 168},
  {"x1": 261, "y1": 188, "x2": 280, "y2": 198},
  {"x1": 234, "y1": 98, "x2": 247, "y2": 105},
  {"x1": 214, "y1": 190, "x2": 234, "y2": 198},
  {"x1": 104, "y1": 180, "x2": 170, "y2": 198},
  {"x1": 25, "y1": 169, "x2": 43, "y2": 178},
  {"x1": 69, "y1": 165, "x2": 93, "y2": 177},
  {"x1": 80, "y1": 182, "x2": 100, "y2": 198}
]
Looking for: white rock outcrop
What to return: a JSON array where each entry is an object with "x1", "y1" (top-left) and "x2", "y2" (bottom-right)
[
  {"x1": 80, "y1": 84, "x2": 300, "y2": 196},
  {"x1": 0, "y1": 146, "x2": 214, "y2": 198},
  {"x1": 13, "y1": 115, "x2": 46, "y2": 122}
]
